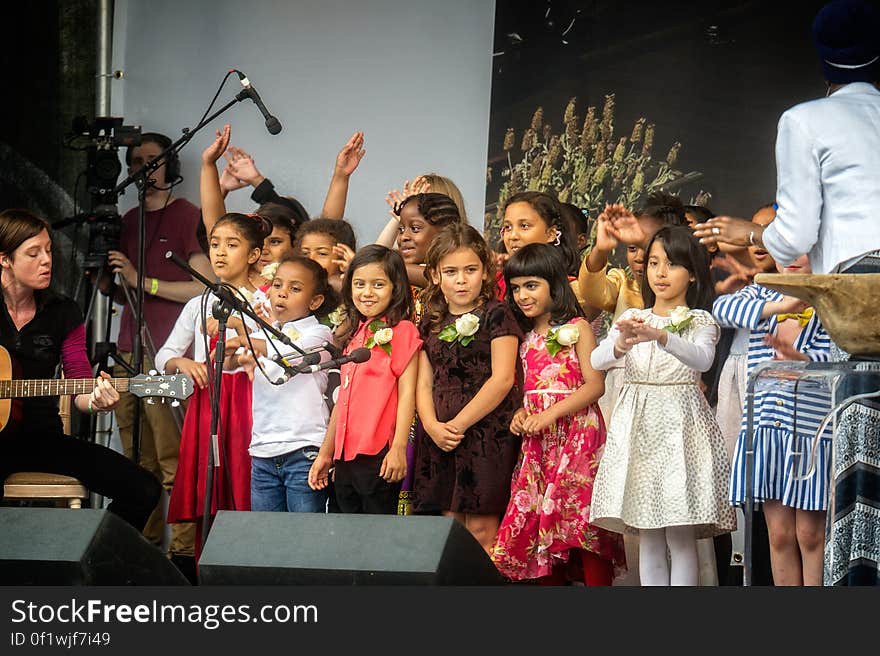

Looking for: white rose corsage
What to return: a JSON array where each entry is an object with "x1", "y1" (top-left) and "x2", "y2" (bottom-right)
[
  {"x1": 439, "y1": 312, "x2": 480, "y2": 347},
  {"x1": 237, "y1": 286, "x2": 255, "y2": 304},
  {"x1": 282, "y1": 325, "x2": 302, "y2": 343},
  {"x1": 664, "y1": 306, "x2": 694, "y2": 335},
  {"x1": 327, "y1": 305, "x2": 346, "y2": 328},
  {"x1": 260, "y1": 262, "x2": 280, "y2": 283},
  {"x1": 365, "y1": 320, "x2": 393, "y2": 356},
  {"x1": 546, "y1": 323, "x2": 579, "y2": 356}
]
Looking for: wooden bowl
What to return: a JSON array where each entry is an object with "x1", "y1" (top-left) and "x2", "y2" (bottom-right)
[{"x1": 754, "y1": 273, "x2": 880, "y2": 356}]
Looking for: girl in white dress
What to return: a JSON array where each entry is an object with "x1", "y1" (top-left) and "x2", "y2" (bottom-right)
[{"x1": 590, "y1": 226, "x2": 736, "y2": 586}]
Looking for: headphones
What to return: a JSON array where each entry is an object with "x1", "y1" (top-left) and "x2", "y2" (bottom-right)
[{"x1": 125, "y1": 132, "x2": 182, "y2": 186}]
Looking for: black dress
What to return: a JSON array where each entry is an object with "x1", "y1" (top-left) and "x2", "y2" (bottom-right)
[{"x1": 413, "y1": 300, "x2": 523, "y2": 515}]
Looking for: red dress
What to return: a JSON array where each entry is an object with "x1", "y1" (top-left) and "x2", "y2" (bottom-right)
[
  {"x1": 492, "y1": 320, "x2": 626, "y2": 580},
  {"x1": 168, "y1": 345, "x2": 253, "y2": 527}
]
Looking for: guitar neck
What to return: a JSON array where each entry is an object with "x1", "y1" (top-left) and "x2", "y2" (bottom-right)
[{"x1": 0, "y1": 378, "x2": 130, "y2": 399}]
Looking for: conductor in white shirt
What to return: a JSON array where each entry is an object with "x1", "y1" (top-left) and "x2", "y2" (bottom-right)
[{"x1": 694, "y1": 0, "x2": 880, "y2": 276}]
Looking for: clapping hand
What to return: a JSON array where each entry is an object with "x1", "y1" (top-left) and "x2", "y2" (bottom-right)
[
  {"x1": 202, "y1": 124, "x2": 231, "y2": 166},
  {"x1": 385, "y1": 176, "x2": 431, "y2": 216},
  {"x1": 614, "y1": 316, "x2": 642, "y2": 351},
  {"x1": 629, "y1": 320, "x2": 666, "y2": 345},
  {"x1": 219, "y1": 146, "x2": 249, "y2": 194},
  {"x1": 332, "y1": 243, "x2": 356, "y2": 275},
  {"x1": 224, "y1": 146, "x2": 264, "y2": 187},
  {"x1": 593, "y1": 205, "x2": 621, "y2": 253},
  {"x1": 614, "y1": 316, "x2": 665, "y2": 350}
]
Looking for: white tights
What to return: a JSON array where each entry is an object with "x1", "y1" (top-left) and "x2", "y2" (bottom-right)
[{"x1": 638, "y1": 526, "x2": 699, "y2": 586}]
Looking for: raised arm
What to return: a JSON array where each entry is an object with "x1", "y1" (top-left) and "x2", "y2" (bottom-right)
[
  {"x1": 200, "y1": 125, "x2": 231, "y2": 235},
  {"x1": 713, "y1": 285, "x2": 806, "y2": 329},
  {"x1": 320, "y1": 132, "x2": 365, "y2": 219}
]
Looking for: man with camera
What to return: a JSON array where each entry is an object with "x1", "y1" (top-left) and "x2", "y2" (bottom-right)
[{"x1": 103, "y1": 132, "x2": 212, "y2": 574}]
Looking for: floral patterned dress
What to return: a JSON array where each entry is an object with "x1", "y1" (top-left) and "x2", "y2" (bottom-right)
[{"x1": 493, "y1": 320, "x2": 627, "y2": 580}]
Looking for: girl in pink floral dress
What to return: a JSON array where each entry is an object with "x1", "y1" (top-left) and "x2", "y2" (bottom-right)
[{"x1": 494, "y1": 243, "x2": 626, "y2": 584}]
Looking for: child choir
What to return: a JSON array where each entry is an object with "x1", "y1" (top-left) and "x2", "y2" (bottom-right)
[{"x1": 151, "y1": 129, "x2": 832, "y2": 587}]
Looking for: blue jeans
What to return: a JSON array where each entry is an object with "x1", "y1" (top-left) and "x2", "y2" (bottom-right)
[{"x1": 250, "y1": 447, "x2": 328, "y2": 513}]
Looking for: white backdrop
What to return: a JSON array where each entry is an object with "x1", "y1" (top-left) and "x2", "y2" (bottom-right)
[{"x1": 111, "y1": 0, "x2": 495, "y2": 244}]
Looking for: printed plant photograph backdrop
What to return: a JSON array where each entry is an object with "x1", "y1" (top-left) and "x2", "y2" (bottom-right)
[{"x1": 484, "y1": 0, "x2": 828, "y2": 267}]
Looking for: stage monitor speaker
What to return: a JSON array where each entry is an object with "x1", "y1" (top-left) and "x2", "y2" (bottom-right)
[
  {"x1": 199, "y1": 512, "x2": 505, "y2": 585},
  {"x1": 0, "y1": 507, "x2": 189, "y2": 585}
]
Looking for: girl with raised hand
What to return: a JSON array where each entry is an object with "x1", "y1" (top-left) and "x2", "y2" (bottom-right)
[
  {"x1": 157, "y1": 212, "x2": 272, "y2": 554},
  {"x1": 494, "y1": 243, "x2": 626, "y2": 585}
]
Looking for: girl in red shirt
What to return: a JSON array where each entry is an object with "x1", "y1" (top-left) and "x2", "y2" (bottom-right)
[{"x1": 308, "y1": 245, "x2": 422, "y2": 513}]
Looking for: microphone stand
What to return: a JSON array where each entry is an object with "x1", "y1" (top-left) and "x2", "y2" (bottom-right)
[
  {"x1": 165, "y1": 253, "x2": 313, "y2": 551},
  {"x1": 112, "y1": 89, "x2": 269, "y2": 465}
]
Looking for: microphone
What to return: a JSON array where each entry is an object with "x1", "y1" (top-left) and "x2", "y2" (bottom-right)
[
  {"x1": 271, "y1": 351, "x2": 321, "y2": 385},
  {"x1": 318, "y1": 340, "x2": 342, "y2": 358},
  {"x1": 294, "y1": 347, "x2": 371, "y2": 375},
  {"x1": 234, "y1": 70, "x2": 282, "y2": 135},
  {"x1": 272, "y1": 351, "x2": 321, "y2": 368}
]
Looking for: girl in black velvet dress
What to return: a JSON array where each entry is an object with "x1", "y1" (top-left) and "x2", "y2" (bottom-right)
[{"x1": 413, "y1": 224, "x2": 522, "y2": 553}]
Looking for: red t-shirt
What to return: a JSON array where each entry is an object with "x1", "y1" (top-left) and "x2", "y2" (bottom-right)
[
  {"x1": 117, "y1": 198, "x2": 203, "y2": 353},
  {"x1": 333, "y1": 319, "x2": 422, "y2": 461}
]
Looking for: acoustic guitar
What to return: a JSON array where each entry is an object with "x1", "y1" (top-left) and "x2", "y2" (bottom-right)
[{"x1": 0, "y1": 345, "x2": 193, "y2": 432}]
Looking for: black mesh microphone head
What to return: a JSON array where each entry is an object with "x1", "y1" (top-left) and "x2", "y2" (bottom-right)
[
  {"x1": 266, "y1": 116, "x2": 282, "y2": 135},
  {"x1": 350, "y1": 347, "x2": 372, "y2": 363}
]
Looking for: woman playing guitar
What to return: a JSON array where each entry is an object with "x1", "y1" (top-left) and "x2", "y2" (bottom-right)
[{"x1": 0, "y1": 208, "x2": 161, "y2": 530}]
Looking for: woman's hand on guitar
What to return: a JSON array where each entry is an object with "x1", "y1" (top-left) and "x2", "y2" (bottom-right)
[{"x1": 90, "y1": 371, "x2": 120, "y2": 413}]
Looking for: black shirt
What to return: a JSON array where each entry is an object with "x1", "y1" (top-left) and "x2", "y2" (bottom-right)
[{"x1": 0, "y1": 289, "x2": 83, "y2": 434}]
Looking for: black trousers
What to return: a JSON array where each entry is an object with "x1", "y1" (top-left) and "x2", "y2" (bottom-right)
[
  {"x1": 0, "y1": 427, "x2": 161, "y2": 531},
  {"x1": 333, "y1": 449, "x2": 401, "y2": 514}
]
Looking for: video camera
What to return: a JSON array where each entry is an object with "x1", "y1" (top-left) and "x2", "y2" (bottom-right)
[{"x1": 61, "y1": 116, "x2": 142, "y2": 269}]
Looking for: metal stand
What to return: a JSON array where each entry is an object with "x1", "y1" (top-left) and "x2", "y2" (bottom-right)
[
  {"x1": 200, "y1": 297, "x2": 231, "y2": 548},
  {"x1": 110, "y1": 90, "x2": 268, "y2": 466}
]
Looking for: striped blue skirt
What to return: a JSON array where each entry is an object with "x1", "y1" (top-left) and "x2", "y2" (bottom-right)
[{"x1": 728, "y1": 427, "x2": 832, "y2": 511}]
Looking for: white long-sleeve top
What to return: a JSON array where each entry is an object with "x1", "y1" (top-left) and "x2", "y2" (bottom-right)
[
  {"x1": 249, "y1": 316, "x2": 334, "y2": 458},
  {"x1": 763, "y1": 82, "x2": 880, "y2": 274},
  {"x1": 591, "y1": 309, "x2": 718, "y2": 373}
]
